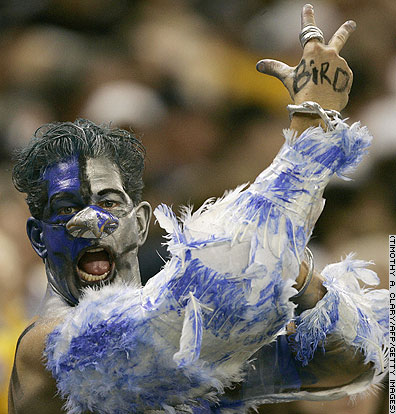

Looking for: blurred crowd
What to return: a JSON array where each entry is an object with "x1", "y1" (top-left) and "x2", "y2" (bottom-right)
[{"x1": 0, "y1": 0, "x2": 394, "y2": 413}]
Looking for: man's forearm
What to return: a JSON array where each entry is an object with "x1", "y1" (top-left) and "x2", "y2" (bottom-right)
[
  {"x1": 289, "y1": 113, "x2": 324, "y2": 135},
  {"x1": 293, "y1": 264, "x2": 327, "y2": 312}
]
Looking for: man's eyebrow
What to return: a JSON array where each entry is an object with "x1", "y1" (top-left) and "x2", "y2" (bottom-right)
[
  {"x1": 97, "y1": 189, "x2": 128, "y2": 202},
  {"x1": 49, "y1": 192, "x2": 80, "y2": 205}
]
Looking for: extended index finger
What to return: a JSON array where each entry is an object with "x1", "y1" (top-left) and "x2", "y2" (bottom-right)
[{"x1": 301, "y1": 4, "x2": 316, "y2": 29}]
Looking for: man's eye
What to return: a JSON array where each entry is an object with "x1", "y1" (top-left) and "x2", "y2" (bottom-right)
[
  {"x1": 58, "y1": 206, "x2": 79, "y2": 215},
  {"x1": 99, "y1": 200, "x2": 120, "y2": 209}
]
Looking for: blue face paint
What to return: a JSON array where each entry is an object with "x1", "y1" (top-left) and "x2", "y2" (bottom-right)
[
  {"x1": 41, "y1": 156, "x2": 91, "y2": 304},
  {"x1": 44, "y1": 155, "x2": 84, "y2": 223}
]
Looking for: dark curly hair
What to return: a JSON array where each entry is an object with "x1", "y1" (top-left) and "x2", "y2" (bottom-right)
[{"x1": 13, "y1": 119, "x2": 146, "y2": 219}]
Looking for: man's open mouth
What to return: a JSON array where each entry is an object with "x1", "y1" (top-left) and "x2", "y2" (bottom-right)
[{"x1": 76, "y1": 247, "x2": 115, "y2": 284}]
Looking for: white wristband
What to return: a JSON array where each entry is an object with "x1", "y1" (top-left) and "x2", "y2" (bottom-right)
[{"x1": 287, "y1": 101, "x2": 342, "y2": 131}]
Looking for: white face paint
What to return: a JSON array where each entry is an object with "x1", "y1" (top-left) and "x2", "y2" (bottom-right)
[{"x1": 82, "y1": 157, "x2": 144, "y2": 288}]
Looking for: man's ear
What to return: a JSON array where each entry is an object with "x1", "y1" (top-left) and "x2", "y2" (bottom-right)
[
  {"x1": 135, "y1": 201, "x2": 152, "y2": 247},
  {"x1": 27, "y1": 218, "x2": 47, "y2": 259}
]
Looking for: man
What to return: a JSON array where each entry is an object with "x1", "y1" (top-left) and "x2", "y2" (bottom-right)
[{"x1": 9, "y1": 5, "x2": 388, "y2": 414}]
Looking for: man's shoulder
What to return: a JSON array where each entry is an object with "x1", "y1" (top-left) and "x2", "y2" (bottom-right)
[
  {"x1": 17, "y1": 316, "x2": 64, "y2": 363},
  {"x1": 10, "y1": 317, "x2": 66, "y2": 414}
]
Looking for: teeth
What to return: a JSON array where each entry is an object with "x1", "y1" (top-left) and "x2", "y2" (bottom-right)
[
  {"x1": 77, "y1": 268, "x2": 110, "y2": 282},
  {"x1": 77, "y1": 247, "x2": 112, "y2": 283}
]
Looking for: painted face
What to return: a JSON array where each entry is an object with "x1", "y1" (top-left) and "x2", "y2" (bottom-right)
[{"x1": 28, "y1": 155, "x2": 150, "y2": 305}]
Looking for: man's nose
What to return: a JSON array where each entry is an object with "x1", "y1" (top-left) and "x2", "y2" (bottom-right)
[{"x1": 66, "y1": 206, "x2": 119, "y2": 239}]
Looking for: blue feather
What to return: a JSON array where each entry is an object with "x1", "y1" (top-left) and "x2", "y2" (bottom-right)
[{"x1": 290, "y1": 291, "x2": 340, "y2": 365}]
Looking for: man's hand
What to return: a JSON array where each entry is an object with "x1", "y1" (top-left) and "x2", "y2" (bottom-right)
[{"x1": 257, "y1": 4, "x2": 355, "y2": 113}]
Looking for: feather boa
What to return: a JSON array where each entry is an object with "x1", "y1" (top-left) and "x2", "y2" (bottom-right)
[{"x1": 45, "y1": 120, "x2": 386, "y2": 414}]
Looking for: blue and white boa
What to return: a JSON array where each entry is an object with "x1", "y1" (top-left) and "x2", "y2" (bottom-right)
[{"x1": 45, "y1": 120, "x2": 388, "y2": 414}]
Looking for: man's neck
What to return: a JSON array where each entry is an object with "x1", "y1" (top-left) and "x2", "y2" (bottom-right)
[{"x1": 37, "y1": 284, "x2": 71, "y2": 320}]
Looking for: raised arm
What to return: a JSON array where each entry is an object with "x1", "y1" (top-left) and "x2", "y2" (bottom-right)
[
  {"x1": 222, "y1": 5, "x2": 388, "y2": 406},
  {"x1": 154, "y1": 4, "x2": 367, "y2": 309},
  {"x1": 254, "y1": 3, "x2": 356, "y2": 299}
]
